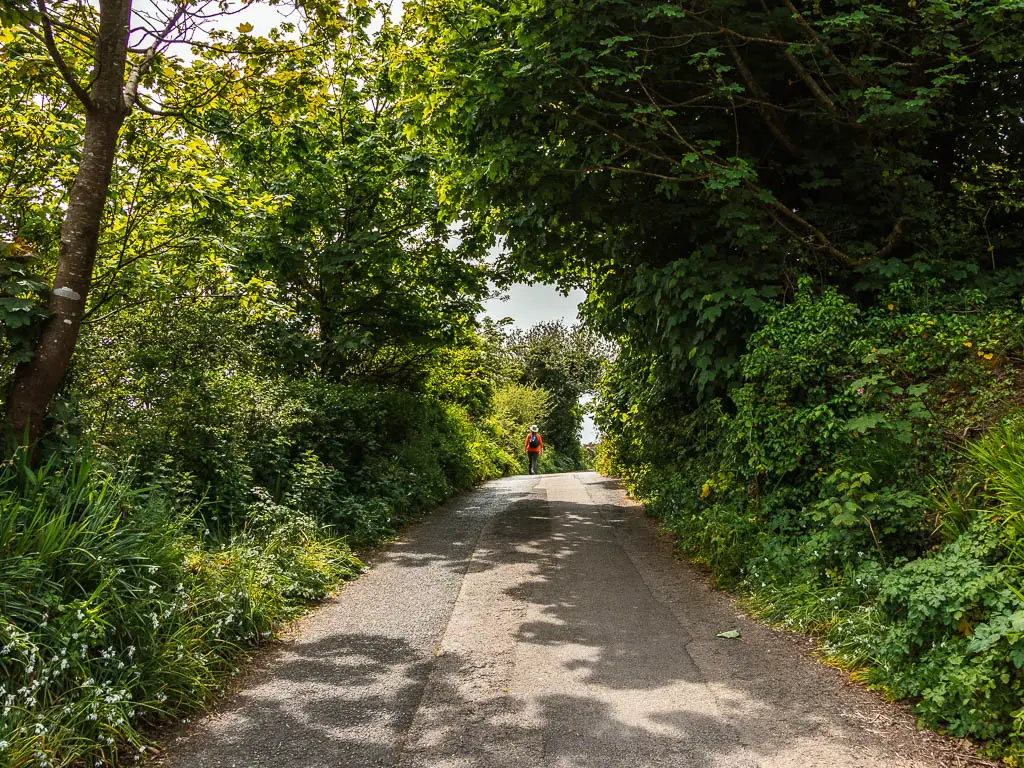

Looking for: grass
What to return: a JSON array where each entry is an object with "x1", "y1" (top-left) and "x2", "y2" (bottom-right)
[{"x1": 0, "y1": 453, "x2": 361, "y2": 767}]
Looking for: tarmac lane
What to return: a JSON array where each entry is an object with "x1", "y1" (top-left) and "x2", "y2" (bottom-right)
[{"x1": 158, "y1": 472, "x2": 948, "y2": 768}]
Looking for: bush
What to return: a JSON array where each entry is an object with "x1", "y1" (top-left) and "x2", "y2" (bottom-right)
[
  {"x1": 2, "y1": 323, "x2": 526, "y2": 766},
  {"x1": 599, "y1": 281, "x2": 1024, "y2": 758},
  {"x1": 491, "y1": 382, "x2": 552, "y2": 474}
]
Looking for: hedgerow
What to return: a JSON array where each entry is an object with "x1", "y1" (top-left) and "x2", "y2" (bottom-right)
[{"x1": 598, "y1": 282, "x2": 1024, "y2": 760}]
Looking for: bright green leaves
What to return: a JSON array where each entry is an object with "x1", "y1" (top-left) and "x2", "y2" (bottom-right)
[
  {"x1": 195, "y1": 26, "x2": 491, "y2": 383},
  {"x1": 496, "y1": 321, "x2": 610, "y2": 467}
]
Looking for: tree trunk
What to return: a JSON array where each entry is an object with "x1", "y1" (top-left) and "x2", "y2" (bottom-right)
[{"x1": 4, "y1": 0, "x2": 130, "y2": 447}]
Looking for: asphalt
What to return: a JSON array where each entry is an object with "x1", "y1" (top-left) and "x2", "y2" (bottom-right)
[{"x1": 157, "y1": 472, "x2": 947, "y2": 768}]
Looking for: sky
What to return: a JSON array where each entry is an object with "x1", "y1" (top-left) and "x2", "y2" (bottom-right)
[{"x1": 482, "y1": 283, "x2": 586, "y2": 330}]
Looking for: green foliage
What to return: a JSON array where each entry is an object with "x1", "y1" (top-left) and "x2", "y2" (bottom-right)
[
  {"x1": 0, "y1": 246, "x2": 48, "y2": 377},
  {"x1": 401, "y1": 0, "x2": 1024, "y2": 397},
  {"x1": 0, "y1": 8, "x2": 525, "y2": 765},
  {"x1": 497, "y1": 321, "x2": 610, "y2": 468},
  {"x1": 209, "y1": 28, "x2": 489, "y2": 380},
  {"x1": 869, "y1": 521, "x2": 1021, "y2": 744},
  {"x1": 6, "y1": 0, "x2": 1023, "y2": 761},
  {"x1": 599, "y1": 280, "x2": 1024, "y2": 757},
  {"x1": 2, "y1": 317, "x2": 511, "y2": 766},
  {"x1": 491, "y1": 381, "x2": 552, "y2": 474},
  {"x1": 966, "y1": 419, "x2": 1024, "y2": 572},
  {"x1": 0, "y1": 455, "x2": 360, "y2": 767}
]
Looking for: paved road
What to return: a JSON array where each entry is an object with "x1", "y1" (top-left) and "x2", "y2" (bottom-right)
[{"x1": 159, "y1": 472, "x2": 944, "y2": 768}]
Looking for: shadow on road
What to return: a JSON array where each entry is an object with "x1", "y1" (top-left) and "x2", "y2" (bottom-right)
[
  {"x1": 157, "y1": 473, "x2": 922, "y2": 768},
  {"x1": 162, "y1": 631, "x2": 850, "y2": 767}
]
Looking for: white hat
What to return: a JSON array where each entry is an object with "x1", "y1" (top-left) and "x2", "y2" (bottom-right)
[{"x1": 530, "y1": 425, "x2": 539, "y2": 433}]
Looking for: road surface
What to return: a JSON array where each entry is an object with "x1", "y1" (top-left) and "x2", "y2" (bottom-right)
[{"x1": 159, "y1": 472, "x2": 947, "y2": 767}]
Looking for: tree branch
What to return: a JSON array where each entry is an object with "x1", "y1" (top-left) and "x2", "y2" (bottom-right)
[
  {"x1": 766, "y1": 195, "x2": 908, "y2": 266},
  {"x1": 783, "y1": 49, "x2": 839, "y2": 116},
  {"x1": 727, "y1": 41, "x2": 800, "y2": 157},
  {"x1": 782, "y1": 0, "x2": 863, "y2": 88},
  {"x1": 123, "y1": 1, "x2": 188, "y2": 111},
  {"x1": 36, "y1": 0, "x2": 93, "y2": 108},
  {"x1": 133, "y1": 94, "x2": 186, "y2": 119}
]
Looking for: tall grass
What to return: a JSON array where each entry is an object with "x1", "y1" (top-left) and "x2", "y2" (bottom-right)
[
  {"x1": 0, "y1": 454, "x2": 360, "y2": 767},
  {"x1": 967, "y1": 419, "x2": 1024, "y2": 576}
]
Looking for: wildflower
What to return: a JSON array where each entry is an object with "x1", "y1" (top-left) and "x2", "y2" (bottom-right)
[{"x1": 856, "y1": 388, "x2": 864, "y2": 395}]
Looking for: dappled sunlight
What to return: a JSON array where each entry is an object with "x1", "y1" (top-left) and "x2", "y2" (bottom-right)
[{"x1": 160, "y1": 472, "x2": 936, "y2": 768}]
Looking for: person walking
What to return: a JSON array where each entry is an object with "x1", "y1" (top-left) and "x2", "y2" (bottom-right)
[{"x1": 525, "y1": 424, "x2": 543, "y2": 475}]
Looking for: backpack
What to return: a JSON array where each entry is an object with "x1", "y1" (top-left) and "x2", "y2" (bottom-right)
[{"x1": 528, "y1": 433, "x2": 540, "y2": 449}]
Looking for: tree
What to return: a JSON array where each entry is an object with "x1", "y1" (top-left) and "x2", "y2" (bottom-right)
[
  {"x1": 210, "y1": 22, "x2": 490, "y2": 383},
  {"x1": 399, "y1": 0, "x2": 1024, "y2": 398},
  {"x1": 502, "y1": 321, "x2": 610, "y2": 466},
  {"x1": 0, "y1": 0, "x2": 310, "y2": 445}
]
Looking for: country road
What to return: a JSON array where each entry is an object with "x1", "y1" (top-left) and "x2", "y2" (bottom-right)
[{"x1": 158, "y1": 472, "x2": 948, "y2": 768}]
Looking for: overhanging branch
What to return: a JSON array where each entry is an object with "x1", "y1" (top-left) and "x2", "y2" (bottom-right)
[{"x1": 36, "y1": 0, "x2": 92, "y2": 108}]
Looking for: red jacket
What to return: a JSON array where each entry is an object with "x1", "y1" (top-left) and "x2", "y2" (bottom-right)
[{"x1": 525, "y1": 432, "x2": 543, "y2": 453}]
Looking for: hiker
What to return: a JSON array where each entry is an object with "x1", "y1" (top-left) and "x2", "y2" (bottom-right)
[{"x1": 525, "y1": 424, "x2": 543, "y2": 474}]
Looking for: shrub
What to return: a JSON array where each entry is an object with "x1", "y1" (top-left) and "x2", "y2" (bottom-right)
[
  {"x1": 492, "y1": 382, "x2": 552, "y2": 473},
  {"x1": 599, "y1": 281, "x2": 1024, "y2": 758}
]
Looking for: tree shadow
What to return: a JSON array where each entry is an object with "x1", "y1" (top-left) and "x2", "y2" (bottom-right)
[{"x1": 157, "y1": 472, "x2": 931, "y2": 768}]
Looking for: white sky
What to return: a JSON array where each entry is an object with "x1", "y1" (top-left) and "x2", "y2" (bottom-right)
[{"x1": 482, "y1": 283, "x2": 586, "y2": 330}]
